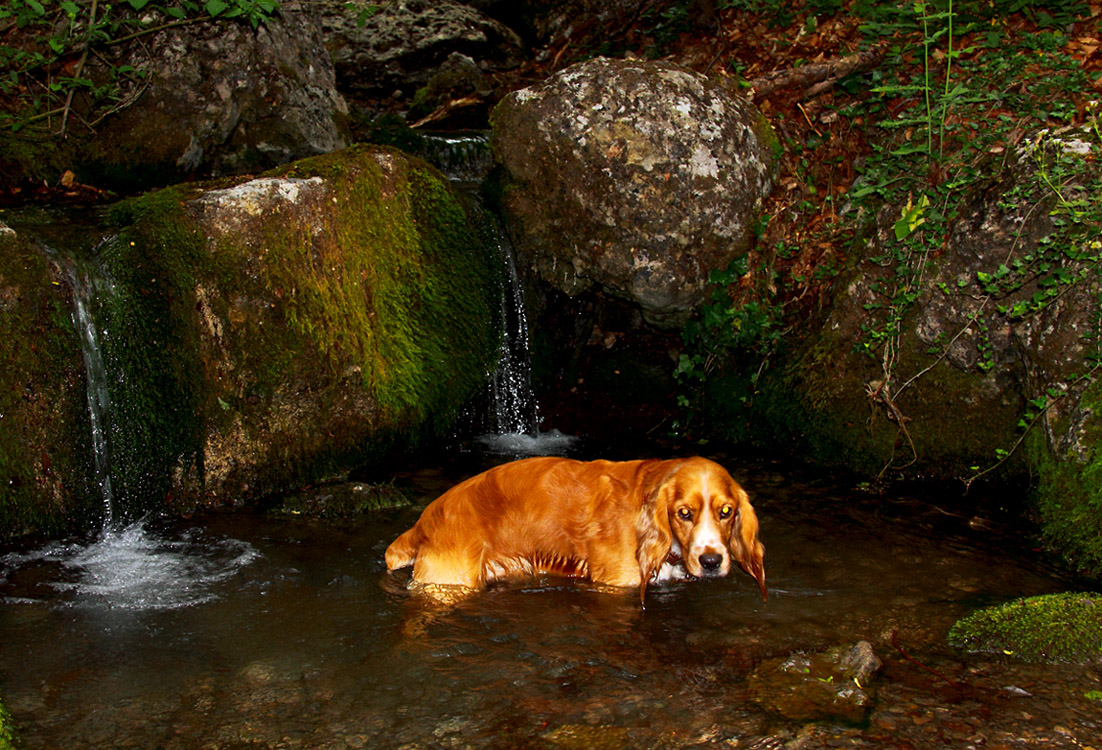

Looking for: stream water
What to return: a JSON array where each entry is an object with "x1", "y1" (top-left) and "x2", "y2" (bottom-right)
[{"x1": 1, "y1": 452, "x2": 1100, "y2": 749}]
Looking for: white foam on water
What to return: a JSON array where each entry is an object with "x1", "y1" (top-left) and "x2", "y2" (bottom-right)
[
  {"x1": 476, "y1": 429, "x2": 577, "y2": 457},
  {"x1": 2, "y1": 522, "x2": 259, "y2": 611}
]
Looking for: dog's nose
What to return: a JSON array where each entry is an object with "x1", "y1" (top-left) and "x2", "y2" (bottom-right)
[{"x1": 699, "y1": 553, "x2": 723, "y2": 571}]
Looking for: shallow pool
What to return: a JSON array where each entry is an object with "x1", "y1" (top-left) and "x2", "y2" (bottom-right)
[{"x1": 1, "y1": 453, "x2": 1099, "y2": 748}]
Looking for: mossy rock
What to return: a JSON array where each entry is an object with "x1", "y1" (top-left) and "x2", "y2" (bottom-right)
[
  {"x1": 0, "y1": 225, "x2": 99, "y2": 539},
  {"x1": 948, "y1": 592, "x2": 1102, "y2": 664},
  {"x1": 1026, "y1": 380, "x2": 1102, "y2": 577},
  {"x1": 94, "y1": 144, "x2": 502, "y2": 514},
  {"x1": 271, "y1": 481, "x2": 411, "y2": 518}
]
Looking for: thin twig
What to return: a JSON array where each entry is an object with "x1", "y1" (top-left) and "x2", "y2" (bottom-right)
[
  {"x1": 60, "y1": 0, "x2": 98, "y2": 137},
  {"x1": 104, "y1": 16, "x2": 206, "y2": 47},
  {"x1": 892, "y1": 629, "x2": 960, "y2": 688}
]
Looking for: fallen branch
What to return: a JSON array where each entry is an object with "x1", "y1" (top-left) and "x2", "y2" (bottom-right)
[
  {"x1": 409, "y1": 96, "x2": 484, "y2": 129},
  {"x1": 747, "y1": 46, "x2": 884, "y2": 100}
]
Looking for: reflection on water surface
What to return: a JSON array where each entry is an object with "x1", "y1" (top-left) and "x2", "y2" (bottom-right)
[{"x1": 1, "y1": 456, "x2": 1099, "y2": 749}]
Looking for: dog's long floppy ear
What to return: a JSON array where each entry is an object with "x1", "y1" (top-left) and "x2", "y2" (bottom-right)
[
  {"x1": 730, "y1": 486, "x2": 767, "y2": 601},
  {"x1": 635, "y1": 461, "x2": 681, "y2": 606}
]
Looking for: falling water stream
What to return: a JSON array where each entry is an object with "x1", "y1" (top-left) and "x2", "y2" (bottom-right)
[
  {"x1": 4, "y1": 253, "x2": 262, "y2": 614},
  {"x1": 68, "y1": 265, "x2": 116, "y2": 525},
  {"x1": 428, "y1": 131, "x2": 574, "y2": 457}
]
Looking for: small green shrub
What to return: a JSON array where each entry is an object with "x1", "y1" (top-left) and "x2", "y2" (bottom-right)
[{"x1": 0, "y1": 697, "x2": 16, "y2": 750}]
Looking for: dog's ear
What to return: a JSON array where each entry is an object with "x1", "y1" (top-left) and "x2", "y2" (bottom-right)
[
  {"x1": 729, "y1": 486, "x2": 767, "y2": 601},
  {"x1": 635, "y1": 461, "x2": 681, "y2": 605}
]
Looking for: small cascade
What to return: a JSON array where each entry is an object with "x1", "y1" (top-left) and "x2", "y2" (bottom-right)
[
  {"x1": 68, "y1": 264, "x2": 116, "y2": 526},
  {"x1": 418, "y1": 130, "x2": 494, "y2": 185},
  {"x1": 488, "y1": 230, "x2": 539, "y2": 436},
  {"x1": 419, "y1": 131, "x2": 576, "y2": 456},
  {"x1": 4, "y1": 250, "x2": 261, "y2": 612}
]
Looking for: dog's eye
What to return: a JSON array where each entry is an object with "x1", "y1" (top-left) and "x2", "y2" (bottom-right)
[
  {"x1": 676, "y1": 508, "x2": 693, "y2": 521},
  {"x1": 718, "y1": 505, "x2": 734, "y2": 519}
]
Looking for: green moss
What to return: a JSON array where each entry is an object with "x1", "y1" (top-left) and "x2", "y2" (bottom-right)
[
  {"x1": 949, "y1": 592, "x2": 1102, "y2": 663},
  {"x1": 0, "y1": 229, "x2": 97, "y2": 539},
  {"x1": 0, "y1": 696, "x2": 16, "y2": 750},
  {"x1": 710, "y1": 305, "x2": 1022, "y2": 479},
  {"x1": 269, "y1": 481, "x2": 411, "y2": 518},
  {"x1": 99, "y1": 187, "x2": 208, "y2": 521},
  {"x1": 1027, "y1": 381, "x2": 1102, "y2": 576},
  {"x1": 263, "y1": 146, "x2": 499, "y2": 430}
]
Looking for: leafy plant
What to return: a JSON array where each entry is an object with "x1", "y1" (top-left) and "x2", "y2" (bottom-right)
[{"x1": 674, "y1": 253, "x2": 788, "y2": 435}]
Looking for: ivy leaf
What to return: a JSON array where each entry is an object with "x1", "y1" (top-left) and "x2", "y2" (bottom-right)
[
  {"x1": 205, "y1": 0, "x2": 229, "y2": 16},
  {"x1": 127, "y1": 0, "x2": 151, "y2": 9},
  {"x1": 894, "y1": 194, "x2": 930, "y2": 241}
]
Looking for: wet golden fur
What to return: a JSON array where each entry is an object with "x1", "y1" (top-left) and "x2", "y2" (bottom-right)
[{"x1": 385, "y1": 456, "x2": 766, "y2": 603}]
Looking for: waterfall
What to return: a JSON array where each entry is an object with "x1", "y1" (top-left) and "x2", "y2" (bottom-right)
[
  {"x1": 488, "y1": 228, "x2": 539, "y2": 436},
  {"x1": 0, "y1": 247, "x2": 259, "y2": 612},
  {"x1": 68, "y1": 263, "x2": 117, "y2": 527},
  {"x1": 419, "y1": 131, "x2": 575, "y2": 455}
]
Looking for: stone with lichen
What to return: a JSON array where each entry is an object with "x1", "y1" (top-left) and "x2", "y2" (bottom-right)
[{"x1": 491, "y1": 56, "x2": 777, "y2": 328}]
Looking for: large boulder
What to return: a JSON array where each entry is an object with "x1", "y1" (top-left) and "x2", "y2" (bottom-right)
[
  {"x1": 312, "y1": 0, "x2": 524, "y2": 124},
  {"x1": 720, "y1": 125, "x2": 1102, "y2": 571},
  {"x1": 491, "y1": 57, "x2": 777, "y2": 327},
  {"x1": 1, "y1": 2, "x2": 348, "y2": 193},
  {"x1": 0, "y1": 146, "x2": 502, "y2": 534}
]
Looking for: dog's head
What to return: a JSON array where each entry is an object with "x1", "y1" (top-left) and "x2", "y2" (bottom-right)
[{"x1": 637, "y1": 457, "x2": 766, "y2": 602}]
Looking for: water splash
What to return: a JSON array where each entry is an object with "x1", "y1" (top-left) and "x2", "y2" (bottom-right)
[
  {"x1": 25, "y1": 255, "x2": 262, "y2": 612},
  {"x1": 2, "y1": 522, "x2": 259, "y2": 611}
]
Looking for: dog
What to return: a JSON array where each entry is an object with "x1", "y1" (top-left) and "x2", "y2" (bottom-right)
[{"x1": 385, "y1": 456, "x2": 765, "y2": 604}]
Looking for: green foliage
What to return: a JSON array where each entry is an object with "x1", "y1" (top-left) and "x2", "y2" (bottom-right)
[
  {"x1": 949, "y1": 591, "x2": 1102, "y2": 663},
  {"x1": 839, "y1": 0, "x2": 1098, "y2": 478},
  {"x1": 674, "y1": 0, "x2": 1098, "y2": 476},
  {"x1": 0, "y1": 0, "x2": 281, "y2": 135},
  {"x1": 674, "y1": 254, "x2": 787, "y2": 435},
  {"x1": 0, "y1": 697, "x2": 16, "y2": 750}
]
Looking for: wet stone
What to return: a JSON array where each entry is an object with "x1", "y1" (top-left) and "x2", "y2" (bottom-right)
[{"x1": 747, "y1": 641, "x2": 883, "y2": 725}]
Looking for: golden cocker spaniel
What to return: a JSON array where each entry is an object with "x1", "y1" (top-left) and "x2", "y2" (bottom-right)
[{"x1": 385, "y1": 456, "x2": 766, "y2": 603}]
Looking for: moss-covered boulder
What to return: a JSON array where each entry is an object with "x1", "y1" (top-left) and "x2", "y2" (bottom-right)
[
  {"x1": 0, "y1": 145, "x2": 501, "y2": 536},
  {"x1": 0, "y1": 223, "x2": 98, "y2": 539},
  {"x1": 95, "y1": 144, "x2": 501, "y2": 516},
  {"x1": 949, "y1": 592, "x2": 1102, "y2": 664}
]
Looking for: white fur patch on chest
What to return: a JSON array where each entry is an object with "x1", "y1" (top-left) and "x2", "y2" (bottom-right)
[{"x1": 653, "y1": 540, "x2": 690, "y2": 583}]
